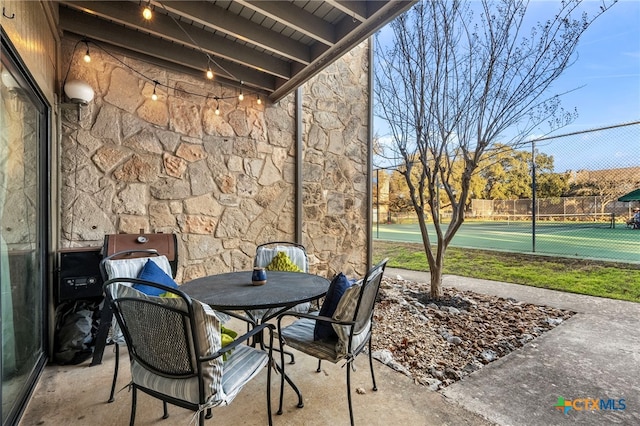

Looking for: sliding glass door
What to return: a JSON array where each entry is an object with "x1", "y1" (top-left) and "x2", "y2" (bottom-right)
[{"x1": 1, "y1": 33, "x2": 49, "y2": 425}]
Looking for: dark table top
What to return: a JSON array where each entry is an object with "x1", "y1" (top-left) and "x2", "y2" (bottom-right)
[{"x1": 180, "y1": 270, "x2": 329, "y2": 312}]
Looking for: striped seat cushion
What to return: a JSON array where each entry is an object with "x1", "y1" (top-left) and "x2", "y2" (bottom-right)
[
  {"x1": 281, "y1": 302, "x2": 371, "y2": 363},
  {"x1": 130, "y1": 342, "x2": 268, "y2": 406},
  {"x1": 219, "y1": 345, "x2": 269, "y2": 404},
  {"x1": 104, "y1": 255, "x2": 172, "y2": 282},
  {"x1": 279, "y1": 313, "x2": 341, "y2": 362},
  {"x1": 255, "y1": 246, "x2": 308, "y2": 273}
]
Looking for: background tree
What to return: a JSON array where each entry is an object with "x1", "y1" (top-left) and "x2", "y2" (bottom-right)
[
  {"x1": 374, "y1": 0, "x2": 614, "y2": 298},
  {"x1": 479, "y1": 144, "x2": 569, "y2": 199},
  {"x1": 535, "y1": 154, "x2": 570, "y2": 198},
  {"x1": 388, "y1": 170, "x2": 413, "y2": 214},
  {"x1": 479, "y1": 145, "x2": 531, "y2": 199},
  {"x1": 568, "y1": 167, "x2": 640, "y2": 213},
  {"x1": 372, "y1": 167, "x2": 390, "y2": 210}
]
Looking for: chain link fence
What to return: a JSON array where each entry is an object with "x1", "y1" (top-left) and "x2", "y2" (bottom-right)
[
  {"x1": 471, "y1": 122, "x2": 640, "y2": 261},
  {"x1": 375, "y1": 122, "x2": 640, "y2": 263},
  {"x1": 470, "y1": 197, "x2": 622, "y2": 226}
]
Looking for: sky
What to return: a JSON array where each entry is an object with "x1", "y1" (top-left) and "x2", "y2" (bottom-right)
[
  {"x1": 374, "y1": 0, "x2": 640, "y2": 172},
  {"x1": 546, "y1": 0, "x2": 639, "y2": 131}
]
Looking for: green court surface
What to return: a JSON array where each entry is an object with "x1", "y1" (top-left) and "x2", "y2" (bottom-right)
[{"x1": 372, "y1": 221, "x2": 640, "y2": 264}]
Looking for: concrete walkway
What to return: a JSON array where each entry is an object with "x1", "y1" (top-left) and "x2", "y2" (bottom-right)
[{"x1": 21, "y1": 270, "x2": 639, "y2": 425}]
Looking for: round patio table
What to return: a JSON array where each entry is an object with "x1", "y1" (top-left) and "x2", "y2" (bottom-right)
[
  {"x1": 181, "y1": 270, "x2": 329, "y2": 323},
  {"x1": 181, "y1": 270, "x2": 330, "y2": 413}
]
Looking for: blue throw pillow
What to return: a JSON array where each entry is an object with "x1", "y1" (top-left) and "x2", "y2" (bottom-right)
[
  {"x1": 314, "y1": 272, "x2": 352, "y2": 341},
  {"x1": 135, "y1": 259, "x2": 178, "y2": 296}
]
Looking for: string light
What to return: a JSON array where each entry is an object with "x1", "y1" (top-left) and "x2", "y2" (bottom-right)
[
  {"x1": 83, "y1": 40, "x2": 91, "y2": 63},
  {"x1": 74, "y1": 39, "x2": 266, "y2": 108},
  {"x1": 140, "y1": 3, "x2": 265, "y2": 104},
  {"x1": 143, "y1": 2, "x2": 152, "y2": 20}
]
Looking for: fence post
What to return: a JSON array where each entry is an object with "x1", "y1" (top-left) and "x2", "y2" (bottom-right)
[{"x1": 531, "y1": 140, "x2": 536, "y2": 252}]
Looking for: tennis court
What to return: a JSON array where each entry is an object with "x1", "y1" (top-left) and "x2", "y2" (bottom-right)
[{"x1": 373, "y1": 220, "x2": 640, "y2": 264}]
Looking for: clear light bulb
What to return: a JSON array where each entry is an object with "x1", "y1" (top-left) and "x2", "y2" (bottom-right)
[
  {"x1": 151, "y1": 92, "x2": 158, "y2": 101},
  {"x1": 238, "y1": 91, "x2": 244, "y2": 101},
  {"x1": 83, "y1": 50, "x2": 91, "y2": 63},
  {"x1": 206, "y1": 68, "x2": 214, "y2": 79},
  {"x1": 215, "y1": 107, "x2": 220, "y2": 115},
  {"x1": 143, "y1": 7, "x2": 152, "y2": 20},
  {"x1": 257, "y1": 96, "x2": 262, "y2": 105}
]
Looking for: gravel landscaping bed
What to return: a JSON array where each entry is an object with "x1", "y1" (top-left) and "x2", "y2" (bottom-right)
[{"x1": 371, "y1": 276, "x2": 575, "y2": 390}]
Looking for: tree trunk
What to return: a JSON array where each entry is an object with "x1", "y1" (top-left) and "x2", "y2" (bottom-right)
[
  {"x1": 414, "y1": 201, "x2": 445, "y2": 300},
  {"x1": 429, "y1": 261, "x2": 443, "y2": 299}
]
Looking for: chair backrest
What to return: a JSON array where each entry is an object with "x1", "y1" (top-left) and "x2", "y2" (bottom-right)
[
  {"x1": 100, "y1": 252, "x2": 175, "y2": 345},
  {"x1": 331, "y1": 258, "x2": 388, "y2": 357},
  {"x1": 254, "y1": 241, "x2": 308, "y2": 273},
  {"x1": 351, "y1": 259, "x2": 388, "y2": 335},
  {"x1": 105, "y1": 278, "x2": 224, "y2": 404}
]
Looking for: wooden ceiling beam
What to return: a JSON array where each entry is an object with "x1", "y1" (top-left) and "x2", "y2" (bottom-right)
[{"x1": 157, "y1": 1, "x2": 311, "y2": 64}]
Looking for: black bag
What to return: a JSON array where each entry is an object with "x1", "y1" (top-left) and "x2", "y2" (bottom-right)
[{"x1": 53, "y1": 300, "x2": 100, "y2": 365}]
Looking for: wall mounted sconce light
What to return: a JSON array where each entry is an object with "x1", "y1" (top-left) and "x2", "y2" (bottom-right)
[
  {"x1": 64, "y1": 79, "x2": 94, "y2": 105},
  {"x1": 63, "y1": 79, "x2": 95, "y2": 120}
]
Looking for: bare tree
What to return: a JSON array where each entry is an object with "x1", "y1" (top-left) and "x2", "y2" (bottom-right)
[
  {"x1": 569, "y1": 168, "x2": 640, "y2": 213},
  {"x1": 374, "y1": 0, "x2": 615, "y2": 298}
]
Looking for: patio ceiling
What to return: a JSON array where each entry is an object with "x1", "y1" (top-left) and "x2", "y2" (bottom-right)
[{"x1": 58, "y1": 0, "x2": 416, "y2": 102}]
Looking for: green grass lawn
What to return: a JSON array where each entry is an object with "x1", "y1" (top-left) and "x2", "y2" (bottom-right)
[{"x1": 373, "y1": 241, "x2": 640, "y2": 303}]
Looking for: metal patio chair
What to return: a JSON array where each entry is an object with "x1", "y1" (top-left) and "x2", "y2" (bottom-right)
[
  {"x1": 276, "y1": 258, "x2": 388, "y2": 425},
  {"x1": 249, "y1": 242, "x2": 310, "y2": 363},
  {"x1": 93, "y1": 248, "x2": 174, "y2": 403},
  {"x1": 104, "y1": 278, "x2": 274, "y2": 425},
  {"x1": 250, "y1": 241, "x2": 311, "y2": 320}
]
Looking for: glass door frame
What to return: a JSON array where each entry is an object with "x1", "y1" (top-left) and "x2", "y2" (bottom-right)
[{"x1": 1, "y1": 28, "x2": 51, "y2": 426}]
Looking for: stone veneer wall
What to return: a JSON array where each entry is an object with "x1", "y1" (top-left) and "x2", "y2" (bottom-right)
[
  {"x1": 301, "y1": 46, "x2": 370, "y2": 278},
  {"x1": 60, "y1": 37, "x2": 370, "y2": 282}
]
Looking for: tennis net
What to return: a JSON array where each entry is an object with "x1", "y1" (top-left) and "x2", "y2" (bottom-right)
[{"x1": 468, "y1": 213, "x2": 615, "y2": 229}]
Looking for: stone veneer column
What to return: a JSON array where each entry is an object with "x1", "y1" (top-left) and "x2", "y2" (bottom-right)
[
  {"x1": 300, "y1": 43, "x2": 370, "y2": 277},
  {"x1": 59, "y1": 37, "x2": 370, "y2": 281}
]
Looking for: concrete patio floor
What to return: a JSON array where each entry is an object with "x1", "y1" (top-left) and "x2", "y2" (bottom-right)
[
  {"x1": 20, "y1": 315, "x2": 492, "y2": 426},
  {"x1": 20, "y1": 269, "x2": 640, "y2": 425}
]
